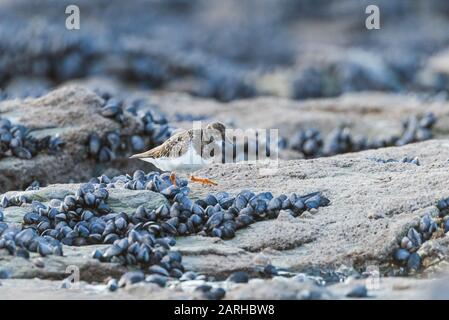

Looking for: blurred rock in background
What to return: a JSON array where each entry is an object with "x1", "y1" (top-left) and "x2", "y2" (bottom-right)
[{"x1": 2, "y1": 0, "x2": 449, "y2": 101}]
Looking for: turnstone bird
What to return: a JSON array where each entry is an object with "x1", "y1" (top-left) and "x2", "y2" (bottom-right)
[{"x1": 130, "y1": 122, "x2": 232, "y2": 186}]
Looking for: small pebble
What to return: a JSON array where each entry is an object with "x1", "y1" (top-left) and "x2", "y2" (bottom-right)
[
  {"x1": 106, "y1": 278, "x2": 118, "y2": 292},
  {"x1": 263, "y1": 264, "x2": 278, "y2": 276},
  {"x1": 205, "y1": 287, "x2": 226, "y2": 300},
  {"x1": 180, "y1": 271, "x2": 197, "y2": 281},
  {"x1": 227, "y1": 271, "x2": 249, "y2": 283},
  {"x1": 145, "y1": 274, "x2": 167, "y2": 287},
  {"x1": 407, "y1": 252, "x2": 421, "y2": 272},
  {"x1": 194, "y1": 284, "x2": 212, "y2": 293},
  {"x1": 346, "y1": 284, "x2": 368, "y2": 298},
  {"x1": 0, "y1": 269, "x2": 11, "y2": 279},
  {"x1": 394, "y1": 248, "x2": 410, "y2": 262},
  {"x1": 33, "y1": 258, "x2": 45, "y2": 268},
  {"x1": 118, "y1": 271, "x2": 145, "y2": 287}
]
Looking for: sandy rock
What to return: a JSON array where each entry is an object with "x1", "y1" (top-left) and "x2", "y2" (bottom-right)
[
  {"x1": 226, "y1": 277, "x2": 334, "y2": 300},
  {"x1": 151, "y1": 90, "x2": 449, "y2": 147},
  {"x1": 3, "y1": 272, "x2": 449, "y2": 300},
  {"x1": 0, "y1": 278, "x2": 197, "y2": 300},
  {"x1": 2, "y1": 84, "x2": 444, "y2": 193},
  {"x1": 5, "y1": 140, "x2": 449, "y2": 284},
  {"x1": 0, "y1": 85, "x2": 156, "y2": 192},
  {"x1": 0, "y1": 245, "x2": 126, "y2": 282},
  {"x1": 329, "y1": 275, "x2": 449, "y2": 300},
  {"x1": 4, "y1": 136, "x2": 449, "y2": 299},
  {"x1": 417, "y1": 48, "x2": 449, "y2": 91},
  {"x1": 418, "y1": 237, "x2": 449, "y2": 269},
  {"x1": 179, "y1": 140, "x2": 449, "y2": 277}
]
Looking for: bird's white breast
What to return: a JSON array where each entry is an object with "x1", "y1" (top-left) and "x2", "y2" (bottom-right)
[{"x1": 141, "y1": 143, "x2": 214, "y2": 173}]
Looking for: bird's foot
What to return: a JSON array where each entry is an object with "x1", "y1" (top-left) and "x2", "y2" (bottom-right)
[
  {"x1": 170, "y1": 171, "x2": 177, "y2": 186},
  {"x1": 190, "y1": 175, "x2": 218, "y2": 186}
]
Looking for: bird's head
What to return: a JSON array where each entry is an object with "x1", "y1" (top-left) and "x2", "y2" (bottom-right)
[
  {"x1": 205, "y1": 122, "x2": 233, "y2": 146},
  {"x1": 205, "y1": 122, "x2": 227, "y2": 141},
  {"x1": 206, "y1": 122, "x2": 226, "y2": 136}
]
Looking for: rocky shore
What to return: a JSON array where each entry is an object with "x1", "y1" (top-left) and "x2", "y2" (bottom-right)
[
  {"x1": 3, "y1": 0, "x2": 449, "y2": 300},
  {"x1": 2, "y1": 95, "x2": 449, "y2": 298}
]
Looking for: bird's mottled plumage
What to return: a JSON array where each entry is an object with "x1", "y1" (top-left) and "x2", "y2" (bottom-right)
[{"x1": 130, "y1": 122, "x2": 229, "y2": 173}]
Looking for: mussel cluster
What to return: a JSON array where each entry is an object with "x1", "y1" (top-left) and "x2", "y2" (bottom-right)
[
  {"x1": 25, "y1": 181, "x2": 40, "y2": 191},
  {"x1": 88, "y1": 170, "x2": 330, "y2": 239},
  {"x1": 98, "y1": 98, "x2": 127, "y2": 123},
  {"x1": 88, "y1": 131, "x2": 121, "y2": 163},
  {"x1": 196, "y1": 63, "x2": 256, "y2": 102},
  {"x1": 289, "y1": 128, "x2": 323, "y2": 157},
  {"x1": 0, "y1": 117, "x2": 64, "y2": 160},
  {"x1": 153, "y1": 189, "x2": 330, "y2": 239},
  {"x1": 21, "y1": 183, "x2": 112, "y2": 247},
  {"x1": 292, "y1": 55, "x2": 403, "y2": 101},
  {"x1": 0, "y1": 170, "x2": 329, "y2": 283},
  {"x1": 90, "y1": 170, "x2": 186, "y2": 191},
  {"x1": 89, "y1": 170, "x2": 329, "y2": 279},
  {"x1": 394, "y1": 198, "x2": 449, "y2": 272},
  {"x1": 368, "y1": 156, "x2": 420, "y2": 166},
  {"x1": 92, "y1": 231, "x2": 183, "y2": 278},
  {"x1": 0, "y1": 211, "x2": 63, "y2": 259},
  {"x1": 1, "y1": 193, "x2": 30, "y2": 208},
  {"x1": 87, "y1": 96, "x2": 173, "y2": 163},
  {"x1": 289, "y1": 112, "x2": 437, "y2": 158},
  {"x1": 396, "y1": 112, "x2": 437, "y2": 146}
]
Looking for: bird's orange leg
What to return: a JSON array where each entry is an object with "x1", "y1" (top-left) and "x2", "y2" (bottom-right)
[
  {"x1": 170, "y1": 171, "x2": 177, "y2": 186},
  {"x1": 190, "y1": 175, "x2": 218, "y2": 186}
]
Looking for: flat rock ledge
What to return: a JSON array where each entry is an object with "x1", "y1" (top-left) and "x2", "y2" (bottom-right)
[
  {"x1": 3, "y1": 85, "x2": 449, "y2": 191},
  {"x1": 2, "y1": 139, "x2": 449, "y2": 298},
  {"x1": 1, "y1": 274, "x2": 449, "y2": 300},
  {"x1": 0, "y1": 85, "x2": 156, "y2": 192}
]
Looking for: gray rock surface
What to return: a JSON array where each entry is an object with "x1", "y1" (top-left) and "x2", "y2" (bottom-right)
[
  {"x1": 2, "y1": 273, "x2": 449, "y2": 300},
  {"x1": 0, "y1": 85, "x2": 156, "y2": 192},
  {"x1": 176, "y1": 140, "x2": 449, "y2": 278},
  {"x1": 3, "y1": 0, "x2": 449, "y2": 301},
  {"x1": 151, "y1": 90, "x2": 449, "y2": 143},
  {"x1": 1, "y1": 83, "x2": 447, "y2": 192},
  {"x1": 0, "y1": 245, "x2": 126, "y2": 282},
  {"x1": 2, "y1": 139, "x2": 449, "y2": 299},
  {"x1": 0, "y1": 278, "x2": 198, "y2": 300}
]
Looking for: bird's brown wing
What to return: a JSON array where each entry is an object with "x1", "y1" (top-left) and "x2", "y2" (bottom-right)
[
  {"x1": 130, "y1": 127, "x2": 225, "y2": 160},
  {"x1": 130, "y1": 130, "x2": 193, "y2": 159}
]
